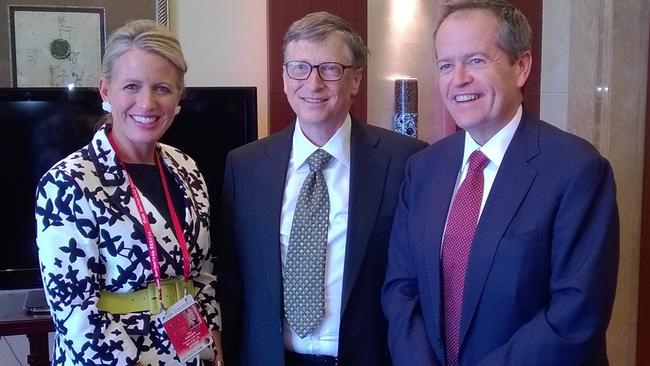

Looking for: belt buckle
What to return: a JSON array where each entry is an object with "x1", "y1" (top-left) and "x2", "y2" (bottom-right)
[
  {"x1": 172, "y1": 279, "x2": 185, "y2": 300},
  {"x1": 174, "y1": 279, "x2": 196, "y2": 299}
]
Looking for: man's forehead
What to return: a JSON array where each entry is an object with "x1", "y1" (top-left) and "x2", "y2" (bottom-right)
[
  {"x1": 437, "y1": 8, "x2": 498, "y2": 36},
  {"x1": 286, "y1": 32, "x2": 343, "y2": 49},
  {"x1": 285, "y1": 35, "x2": 353, "y2": 61},
  {"x1": 447, "y1": 8, "x2": 496, "y2": 22},
  {"x1": 435, "y1": 10, "x2": 499, "y2": 53}
]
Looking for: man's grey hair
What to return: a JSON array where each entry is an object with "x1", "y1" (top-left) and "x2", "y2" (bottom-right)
[
  {"x1": 434, "y1": 0, "x2": 532, "y2": 63},
  {"x1": 282, "y1": 11, "x2": 369, "y2": 68}
]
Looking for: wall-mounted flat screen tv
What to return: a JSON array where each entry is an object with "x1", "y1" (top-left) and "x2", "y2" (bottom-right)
[{"x1": 0, "y1": 86, "x2": 257, "y2": 289}]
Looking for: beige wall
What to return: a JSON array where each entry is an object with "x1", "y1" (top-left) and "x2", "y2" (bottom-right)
[
  {"x1": 540, "y1": 0, "x2": 569, "y2": 130},
  {"x1": 170, "y1": 0, "x2": 269, "y2": 137},
  {"x1": 542, "y1": 0, "x2": 649, "y2": 364},
  {"x1": 367, "y1": 0, "x2": 444, "y2": 143}
]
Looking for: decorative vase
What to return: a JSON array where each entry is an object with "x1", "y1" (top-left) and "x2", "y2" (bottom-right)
[{"x1": 393, "y1": 78, "x2": 418, "y2": 138}]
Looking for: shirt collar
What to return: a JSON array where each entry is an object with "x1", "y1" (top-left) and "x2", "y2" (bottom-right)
[
  {"x1": 292, "y1": 114, "x2": 352, "y2": 169},
  {"x1": 462, "y1": 105, "x2": 522, "y2": 169}
]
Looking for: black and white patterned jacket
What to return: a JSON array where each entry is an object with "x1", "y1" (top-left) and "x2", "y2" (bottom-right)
[{"x1": 35, "y1": 126, "x2": 220, "y2": 365}]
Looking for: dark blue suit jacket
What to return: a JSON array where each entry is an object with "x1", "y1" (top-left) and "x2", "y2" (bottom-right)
[
  {"x1": 382, "y1": 113, "x2": 619, "y2": 366},
  {"x1": 218, "y1": 120, "x2": 427, "y2": 366}
]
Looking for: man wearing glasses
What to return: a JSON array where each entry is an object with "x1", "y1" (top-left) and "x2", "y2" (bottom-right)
[{"x1": 218, "y1": 11, "x2": 426, "y2": 366}]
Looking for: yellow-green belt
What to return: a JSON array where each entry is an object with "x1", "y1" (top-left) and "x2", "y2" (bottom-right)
[{"x1": 97, "y1": 279, "x2": 196, "y2": 315}]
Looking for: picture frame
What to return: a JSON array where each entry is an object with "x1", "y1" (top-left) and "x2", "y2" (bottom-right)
[
  {"x1": 0, "y1": 0, "x2": 169, "y2": 87},
  {"x1": 9, "y1": 6, "x2": 105, "y2": 87}
]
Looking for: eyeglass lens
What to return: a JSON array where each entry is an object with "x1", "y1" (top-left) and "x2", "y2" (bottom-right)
[{"x1": 285, "y1": 61, "x2": 345, "y2": 81}]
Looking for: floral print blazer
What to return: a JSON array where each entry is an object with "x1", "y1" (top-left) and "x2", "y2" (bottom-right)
[{"x1": 35, "y1": 126, "x2": 220, "y2": 365}]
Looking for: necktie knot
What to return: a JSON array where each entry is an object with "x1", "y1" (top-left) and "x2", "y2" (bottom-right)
[
  {"x1": 468, "y1": 150, "x2": 489, "y2": 172},
  {"x1": 307, "y1": 149, "x2": 332, "y2": 172}
]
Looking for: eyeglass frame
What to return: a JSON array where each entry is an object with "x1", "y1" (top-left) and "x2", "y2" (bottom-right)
[{"x1": 283, "y1": 60, "x2": 357, "y2": 81}]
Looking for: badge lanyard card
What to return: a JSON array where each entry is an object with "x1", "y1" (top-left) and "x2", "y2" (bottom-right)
[
  {"x1": 109, "y1": 132, "x2": 213, "y2": 362},
  {"x1": 160, "y1": 295, "x2": 213, "y2": 361}
]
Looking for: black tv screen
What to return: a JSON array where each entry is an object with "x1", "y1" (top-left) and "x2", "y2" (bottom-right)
[{"x1": 0, "y1": 86, "x2": 257, "y2": 289}]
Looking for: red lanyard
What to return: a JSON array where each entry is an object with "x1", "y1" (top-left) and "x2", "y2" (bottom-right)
[{"x1": 107, "y1": 132, "x2": 191, "y2": 304}]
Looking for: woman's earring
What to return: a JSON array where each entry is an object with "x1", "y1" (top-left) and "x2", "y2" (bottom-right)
[
  {"x1": 175, "y1": 106, "x2": 181, "y2": 115},
  {"x1": 101, "y1": 101, "x2": 112, "y2": 113}
]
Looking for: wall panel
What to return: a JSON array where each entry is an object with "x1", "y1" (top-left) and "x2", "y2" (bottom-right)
[{"x1": 637, "y1": 18, "x2": 650, "y2": 366}]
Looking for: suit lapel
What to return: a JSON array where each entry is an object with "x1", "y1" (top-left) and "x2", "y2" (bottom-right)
[
  {"x1": 341, "y1": 121, "x2": 390, "y2": 312},
  {"x1": 159, "y1": 150, "x2": 202, "y2": 260},
  {"x1": 88, "y1": 128, "x2": 188, "y2": 276},
  {"x1": 459, "y1": 117, "x2": 540, "y2": 346},
  {"x1": 161, "y1": 150, "x2": 195, "y2": 220},
  {"x1": 256, "y1": 125, "x2": 294, "y2": 306},
  {"x1": 88, "y1": 127, "x2": 147, "y2": 235}
]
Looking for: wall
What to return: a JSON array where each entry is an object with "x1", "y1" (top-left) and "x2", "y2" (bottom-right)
[
  {"x1": 541, "y1": 0, "x2": 649, "y2": 364},
  {"x1": 367, "y1": 0, "x2": 443, "y2": 143},
  {"x1": 170, "y1": 0, "x2": 269, "y2": 137},
  {"x1": 540, "y1": 0, "x2": 569, "y2": 130},
  {"x1": 638, "y1": 20, "x2": 650, "y2": 365}
]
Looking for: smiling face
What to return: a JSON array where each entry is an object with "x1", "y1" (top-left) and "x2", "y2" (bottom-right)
[
  {"x1": 283, "y1": 33, "x2": 363, "y2": 140},
  {"x1": 435, "y1": 9, "x2": 531, "y2": 144},
  {"x1": 99, "y1": 48, "x2": 182, "y2": 163}
]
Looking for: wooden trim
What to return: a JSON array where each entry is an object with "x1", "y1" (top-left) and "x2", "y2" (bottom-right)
[
  {"x1": 636, "y1": 22, "x2": 650, "y2": 366},
  {"x1": 510, "y1": 0, "x2": 542, "y2": 118}
]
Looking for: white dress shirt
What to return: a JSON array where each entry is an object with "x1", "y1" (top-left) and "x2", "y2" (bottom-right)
[
  {"x1": 442, "y1": 106, "x2": 522, "y2": 250},
  {"x1": 280, "y1": 115, "x2": 351, "y2": 356}
]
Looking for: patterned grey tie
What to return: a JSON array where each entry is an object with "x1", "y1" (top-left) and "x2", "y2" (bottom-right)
[{"x1": 284, "y1": 149, "x2": 332, "y2": 338}]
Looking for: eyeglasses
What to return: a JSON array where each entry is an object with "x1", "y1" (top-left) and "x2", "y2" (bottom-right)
[{"x1": 283, "y1": 61, "x2": 355, "y2": 81}]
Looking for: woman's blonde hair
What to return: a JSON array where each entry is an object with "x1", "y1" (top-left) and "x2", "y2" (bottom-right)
[{"x1": 102, "y1": 19, "x2": 187, "y2": 90}]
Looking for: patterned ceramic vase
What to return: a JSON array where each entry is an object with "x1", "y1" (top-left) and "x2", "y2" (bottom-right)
[{"x1": 393, "y1": 78, "x2": 418, "y2": 138}]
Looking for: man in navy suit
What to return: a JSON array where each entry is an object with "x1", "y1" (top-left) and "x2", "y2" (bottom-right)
[
  {"x1": 218, "y1": 11, "x2": 426, "y2": 366},
  {"x1": 382, "y1": 1, "x2": 619, "y2": 365}
]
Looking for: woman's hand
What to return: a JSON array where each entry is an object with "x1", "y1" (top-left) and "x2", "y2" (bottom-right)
[{"x1": 212, "y1": 330, "x2": 224, "y2": 366}]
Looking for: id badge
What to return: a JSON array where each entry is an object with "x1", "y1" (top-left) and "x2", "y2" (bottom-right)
[{"x1": 160, "y1": 295, "x2": 213, "y2": 362}]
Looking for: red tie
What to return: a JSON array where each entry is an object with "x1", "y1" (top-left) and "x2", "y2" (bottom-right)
[{"x1": 441, "y1": 150, "x2": 489, "y2": 366}]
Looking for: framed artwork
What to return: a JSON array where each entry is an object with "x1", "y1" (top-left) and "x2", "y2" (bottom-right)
[
  {"x1": 0, "y1": 0, "x2": 169, "y2": 87},
  {"x1": 10, "y1": 6, "x2": 105, "y2": 87}
]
